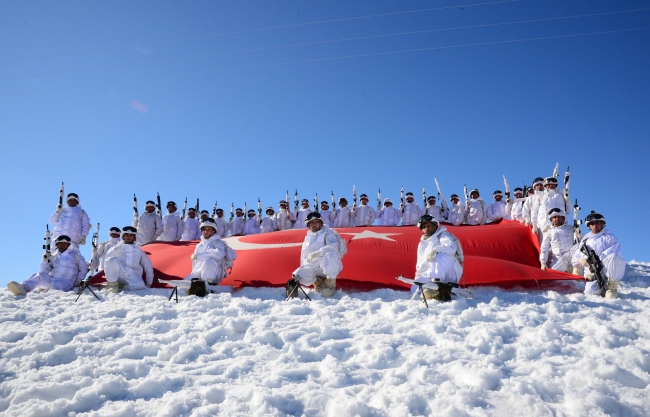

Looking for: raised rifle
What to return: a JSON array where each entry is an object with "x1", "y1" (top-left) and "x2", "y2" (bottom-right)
[
  {"x1": 133, "y1": 194, "x2": 139, "y2": 220},
  {"x1": 195, "y1": 198, "x2": 199, "y2": 215},
  {"x1": 43, "y1": 225, "x2": 52, "y2": 266},
  {"x1": 463, "y1": 184, "x2": 470, "y2": 222},
  {"x1": 552, "y1": 162, "x2": 559, "y2": 178},
  {"x1": 181, "y1": 198, "x2": 188, "y2": 220},
  {"x1": 285, "y1": 190, "x2": 289, "y2": 207},
  {"x1": 580, "y1": 242, "x2": 607, "y2": 291},
  {"x1": 400, "y1": 186, "x2": 405, "y2": 213},
  {"x1": 331, "y1": 191, "x2": 336, "y2": 209},
  {"x1": 422, "y1": 187, "x2": 427, "y2": 209},
  {"x1": 377, "y1": 188, "x2": 382, "y2": 210},
  {"x1": 573, "y1": 199, "x2": 583, "y2": 244},
  {"x1": 294, "y1": 189, "x2": 299, "y2": 211},
  {"x1": 59, "y1": 182, "x2": 64, "y2": 209},
  {"x1": 156, "y1": 192, "x2": 162, "y2": 218},
  {"x1": 353, "y1": 185, "x2": 357, "y2": 209},
  {"x1": 91, "y1": 223, "x2": 100, "y2": 272},
  {"x1": 258, "y1": 198, "x2": 262, "y2": 217},
  {"x1": 503, "y1": 175, "x2": 511, "y2": 204},
  {"x1": 230, "y1": 203, "x2": 234, "y2": 220},
  {"x1": 212, "y1": 200, "x2": 217, "y2": 218},
  {"x1": 434, "y1": 178, "x2": 445, "y2": 214},
  {"x1": 314, "y1": 193, "x2": 319, "y2": 213}
]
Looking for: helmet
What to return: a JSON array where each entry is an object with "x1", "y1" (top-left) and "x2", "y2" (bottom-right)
[
  {"x1": 121, "y1": 226, "x2": 137, "y2": 236},
  {"x1": 338, "y1": 197, "x2": 348, "y2": 203},
  {"x1": 544, "y1": 177, "x2": 559, "y2": 186},
  {"x1": 247, "y1": 209, "x2": 256, "y2": 214},
  {"x1": 514, "y1": 187, "x2": 523, "y2": 194},
  {"x1": 585, "y1": 211, "x2": 606, "y2": 226},
  {"x1": 305, "y1": 211, "x2": 323, "y2": 225},
  {"x1": 215, "y1": 208, "x2": 224, "y2": 213},
  {"x1": 145, "y1": 200, "x2": 156, "y2": 208},
  {"x1": 200, "y1": 218, "x2": 218, "y2": 232},
  {"x1": 450, "y1": 194, "x2": 459, "y2": 199},
  {"x1": 266, "y1": 206, "x2": 275, "y2": 214},
  {"x1": 532, "y1": 177, "x2": 544, "y2": 186},
  {"x1": 427, "y1": 196, "x2": 436, "y2": 201},
  {"x1": 301, "y1": 199, "x2": 309, "y2": 204},
  {"x1": 548, "y1": 208, "x2": 566, "y2": 219},
  {"x1": 493, "y1": 190, "x2": 503, "y2": 196},
  {"x1": 167, "y1": 201, "x2": 177, "y2": 207},
  {"x1": 66, "y1": 193, "x2": 79, "y2": 203},
  {"x1": 109, "y1": 227, "x2": 121, "y2": 235},
  {"x1": 55, "y1": 235, "x2": 72, "y2": 244},
  {"x1": 279, "y1": 200, "x2": 288, "y2": 206},
  {"x1": 417, "y1": 214, "x2": 438, "y2": 229},
  {"x1": 360, "y1": 194, "x2": 368, "y2": 199},
  {"x1": 469, "y1": 189, "x2": 480, "y2": 197}
]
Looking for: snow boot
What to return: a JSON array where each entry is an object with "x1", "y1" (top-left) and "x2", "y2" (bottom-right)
[
  {"x1": 286, "y1": 278, "x2": 300, "y2": 299},
  {"x1": 105, "y1": 281, "x2": 120, "y2": 294},
  {"x1": 7, "y1": 281, "x2": 26, "y2": 296},
  {"x1": 316, "y1": 277, "x2": 336, "y2": 298},
  {"x1": 431, "y1": 283, "x2": 452, "y2": 302},
  {"x1": 187, "y1": 278, "x2": 207, "y2": 297},
  {"x1": 606, "y1": 280, "x2": 620, "y2": 299}
]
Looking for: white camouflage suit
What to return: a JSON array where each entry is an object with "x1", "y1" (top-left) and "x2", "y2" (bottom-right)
[
  {"x1": 400, "y1": 201, "x2": 422, "y2": 226},
  {"x1": 465, "y1": 198, "x2": 488, "y2": 225},
  {"x1": 104, "y1": 241, "x2": 154, "y2": 290},
  {"x1": 572, "y1": 229, "x2": 625, "y2": 296},
  {"x1": 332, "y1": 205, "x2": 353, "y2": 228},
  {"x1": 536, "y1": 189, "x2": 572, "y2": 234},
  {"x1": 260, "y1": 214, "x2": 278, "y2": 233},
  {"x1": 318, "y1": 209, "x2": 337, "y2": 227},
  {"x1": 425, "y1": 200, "x2": 448, "y2": 222},
  {"x1": 158, "y1": 212, "x2": 183, "y2": 241},
  {"x1": 185, "y1": 234, "x2": 227, "y2": 283},
  {"x1": 273, "y1": 208, "x2": 295, "y2": 231},
  {"x1": 446, "y1": 201, "x2": 466, "y2": 226},
  {"x1": 352, "y1": 204, "x2": 376, "y2": 227},
  {"x1": 293, "y1": 207, "x2": 313, "y2": 229},
  {"x1": 133, "y1": 212, "x2": 162, "y2": 245},
  {"x1": 487, "y1": 200, "x2": 509, "y2": 222},
  {"x1": 90, "y1": 237, "x2": 120, "y2": 271},
  {"x1": 293, "y1": 225, "x2": 343, "y2": 286},
  {"x1": 213, "y1": 216, "x2": 229, "y2": 238},
  {"x1": 49, "y1": 206, "x2": 91, "y2": 247},
  {"x1": 508, "y1": 197, "x2": 526, "y2": 222},
  {"x1": 376, "y1": 199, "x2": 400, "y2": 226},
  {"x1": 181, "y1": 217, "x2": 201, "y2": 241},
  {"x1": 414, "y1": 225, "x2": 463, "y2": 285},
  {"x1": 22, "y1": 248, "x2": 88, "y2": 292},
  {"x1": 540, "y1": 224, "x2": 574, "y2": 272}
]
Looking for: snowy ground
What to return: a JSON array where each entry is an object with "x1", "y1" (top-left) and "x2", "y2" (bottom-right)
[{"x1": 1, "y1": 262, "x2": 650, "y2": 417}]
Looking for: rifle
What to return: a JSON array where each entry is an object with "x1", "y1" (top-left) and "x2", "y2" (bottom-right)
[
  {"x1": 553, "y1": 162, "x2": 559, "y2": 178},
  {"x1": 435, "y1": 179, "x2": 446, "y2": 215},
  {"x1": 285, "y1": 190, "x2": 289, "y2": 207},
  {"x1": 244, "y1": 202, "x2": 247, "y2": 219},
  {"x1": 212, "y1": 200, "x2": 217, "y2": 218},
  {"x1": 564, "y1": 166, "x2": 570, "y2": 201},
  {"x1": 377, "y1": 188, "x2": 382, "y2": 210},
  {"x1": 43, "y1": 225, "x2": 52, "y2": 266},
  {"x1": 258, "y1": 198, "x2": 262, "y2": 216},
  {"x1": 195, "y1": 198, "x2": 199, "y2": 215},
  {"x1": 314, "y1": 193, "x2": 319, "y2": 213},
  {"x1": 400, "y1": 186, "x2": 405, "y2": 213},
  {"x1": 422, "y1": 187, "x2": 427, "y2": 208},
  {"x1": 230, "y1": 203, "x2": 234, "y2": 220},
  {"x1": 91, "y1": 223, "x2": 100, "y2": 272},
  {"x1": 181, "y1": 198, "x2": 188, "y2": 220},
  {"x1": 331, "y1": 191, "x2": 336, "y2": 209},
  {"x1": 463, "y1": 184, "x2": 470, "y2": 222},
  {"x1": 156, "y1": 192, "x2": 162, "y2": 218},
  {"x1": 573, "y1": 199, "x2": 583, "y2": 244},
  {"x1": 59, "y1": 182, "x2": 64, "y2": 208},
  {"x1": 580, "y1": 242, "x2": 607, "y2": 291},
  {"x1": 75, "y1": 272, "x2": 100, "y2": 302},
  {"x1": 503, "y1": 175, "x2": 511, "y2": 204},
  {"x1": 353, "y1": 185, "x2": 357, "y2": 209},
  {"x1": 294, "y1": 190, "x2": 299, "y2": 211},
  {"x1": 133, "y1": 194, "x2": 139, "y2": 220}
]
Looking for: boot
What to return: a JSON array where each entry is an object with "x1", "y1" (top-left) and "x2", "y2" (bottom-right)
[
  {"x1": 187, "y1": 278, "x2": 207, "y2": 297},
  {"x1": 286, "y1": 278, "x2": 300, "y2": 299},
  {"x1": 7, "y1": 281, "x2": 26, "y2": 296},
  {"x1": 105, "y1": 281, "x2": 120, "y2": 294},
  {"x1": 423, "y1": 288, "x2": 435, "y2": 300},
  {"x1": 605, "y1": 280, "x2": 620, "y2": 299},
  {"x1": 431, "y1": 283, "x2": 452, "y2": 302},
  {"x1": 318, "y1": 278, "x2": 336, "y2": 298}
]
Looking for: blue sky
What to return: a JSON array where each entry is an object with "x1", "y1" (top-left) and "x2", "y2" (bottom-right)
[{"x1": 1, "y1": 0, "x2": 648, "y2": 287}]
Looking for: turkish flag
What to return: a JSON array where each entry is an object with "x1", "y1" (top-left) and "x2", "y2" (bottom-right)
[{"x1": 90, "y1": 220, "x2": 581, "y2": 291}]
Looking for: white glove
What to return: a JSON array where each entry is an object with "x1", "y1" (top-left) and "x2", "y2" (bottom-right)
[
  {"x1": 425, "y1": 249, "x2": 438, "y2": 262},
  {"x1": 578, "y1": 258, "x2": 589, "y2": 267},
  {"x1": 524, "y1": 219, "x2": 530, "y2": 226},
  {"x1": 191, "y1": 254, "x2": 197, "y2": 261},
  {"x1": 306, "y1": 251, "x2": 319, "y2": 263},
  {"x1": 133, "y1": 212, "x2": 139, "y2": 220},
  {"x1": 532, "y1": 224, "x2": 538, "y2": 234},
  {"x1": 56, "y1": 204, "x2": 62, "y2": 213},
  {"x1": 540, "y1": 262, "x2": 547, "y2": 271},
  {"x1": 79, "y1": 236, "x2": 87, "y2": 245},
  {"x1": 584, "y1": 270, "x2": 595, "y2": 281}
]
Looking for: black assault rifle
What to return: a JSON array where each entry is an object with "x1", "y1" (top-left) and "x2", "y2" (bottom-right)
[{"x1": 580, "y1": 243, "x2": 607, "y2": 291}]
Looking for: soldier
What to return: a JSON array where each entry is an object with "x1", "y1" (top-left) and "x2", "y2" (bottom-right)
[
  {"x1": 286, "y1": 212, "x2": 344, "y2": 298},
  {"x1": 508, "y1": 187, "x2": 526, "y2": 223},
  {"x1": 332, "y1": 197, "x2": 353, "y2": 228},
  {"x1": 352, "y1": 194, "x2": 376, "y2": 227},
  {"x1": 260, "y1": 207, "x2": 278, "y2": 233},
  {"x1": 7, "y1": 235, "x2": 88, "y2": 296},
  {"x1": 540, "y1": 209, "x2": 574, "y2": 273},
  {"x1": 293, "y1": 199, "x2": 312, "y2": 229},
  {"x1": 465, "y1": 189, "x2": 488, "y2": 225},
  {"x1": 104, "y1": 226, "x2": 155, "y2": 293},
  {"x1": 424, "y1": 195, "x2": 447, "y2": 222},
  {"x1": 180, "y1": 208, "x2": 201, "y2": 241},
  {"x1": 487, "y1": 190, "x2": 509, "y2": 222},
  {"x1": 133, "y1": 200, "x2": 162, "y2": 244},
  {"x1": 273, "y1": 200, "x2": 295, "y2": 231},
  {"x1": 186, "y1": 218, "x2": 229, "y2": 285},
  {"x1": 446, "y1": 194, "x2": 466, "y2": 226},
  {"x1": 400, "y1": 192, "x2": 422, "y2": 226},
  {"x1": 376, "y1": 198, "x2": 400, "y2": 226},
  {"x1": 319, "y1": 201, "x2": 337, "y2": 227},
  {"x1": 213, "y1": 208, "x2": 229, "y2": 238},
  {"x1": 49, "y1": 192, "x2": 91, "y2": 248},
  {"x1": 229, "y1": 208, "x2": 245, "y2": 236},
  {"x1": 157, "y1": 201, "x2": 183, "y2": 241},
  {"x1": 243, "y1": 209, "x2": 261, "y2": 235},
  {"x1": 89, "y1": 227, "x2": 121, "y2": 271}
]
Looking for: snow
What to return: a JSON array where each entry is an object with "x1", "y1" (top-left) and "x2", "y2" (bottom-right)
[{"x1": 1, "y1": 262, "x2": 650, "y2": 416}]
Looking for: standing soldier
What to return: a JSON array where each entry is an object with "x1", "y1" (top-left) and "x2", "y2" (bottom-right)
[
  {"x1": 446, "y1": 194, "x2": 466, "y2": 226},
  {"x1": 199, "y1": 210, "x2": 210, "y2": 221},
  {"x1": 465, "y1": 189, "x2": 488, "y2": 225},
  {"x1": 7, "y1": 235, "x2": 88, "y2": 296},
  {"x1": 273, "y1": 200, "x2": 295, "y2": 231},
  {"x1": 525, "y1": 177, "x2": 546, "y2": 243},
  {"x1": 293, "y1": 199, "x2": 313, "y2": 229},
  {"x1": 229, "y1": 208, "x2": 245, "y2": 236},
  {"x1": 352, "y1": 194, "x2": 376, "y2": 227},
  {"x1": 180, "y1": 208, "x2": 201, "y2": 241},
  {"x1": 319, "y1": 201, "x2": 337, "y2": 227},
  {"x1": 157, "y1": 201, "x2": 183, "y2": 241},
  {"x1": 213, "y1": 208, "x2": 229, "y2": 238},
  {"x1": 260, "y1": 207, "x2": 278, "y2": 233},
  {"x1": 333, "y1": 197, "x2": 353, "y2": 228},
  {"x1": 243, "y1": 209, "x2": 261, "y2": 235},
  {"x1": 508, "y1": 187, "x2": 526, "y2": 223},
  {"x1": 49, "y1": 192, "x2": 91, "y2": 249},
  {"x1": 89, "y1": 227, "x2": 121, "y2": 271},
  {"x1": 104, "y1": 226, "x2": 155, "y2": 293},
  {"x1": 133, "y1": 200, "x2": 163, "y2": 244},
  {"x1": 399, "y1": 192, "x2": 422, "y2": 226},
  {"x1": 487, "y1": 190, "x2": 509, "y2": 222},
  {"x1": 536, "y1": 177, "x2": 572, "y2": 234},
  {"x1": 424, "y1": 195, "x2": 447, "y2": 222},
  {"x1": 540, "y1": 209, "x2": 574, "y2": 273},
  {"x1": 376, "y1": 198, "x2": 400, "y2": 226}
]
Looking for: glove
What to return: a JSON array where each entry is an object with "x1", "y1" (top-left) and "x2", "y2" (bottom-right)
[
  {"x1": 584, "y1": 270, "x2": 595, "y2": 281},
  {"x1": 532, "y1": 224, "x2": 538, "y2": 234},
  {"x1": 134, "y1": 212, "x2": 139, "y2": 219},
  {"x1": 80, "y1": 236, "x2": 87, "y2": 245},
  {"x1": 305, "y1": 251, "x2": 319, "y2": 263},
  {"x1": 524, "y1": 219, "x2": 530, "y2": 226},
  {"x1": 191, "y1": 254, "x2": 197, "y2": 261},
  {"x1": 578, "y1": 258, "x2": 589, "y2": 267},
  {"x1": 56, "y1": 204, "x2": 62, "y2": 213},
  {"x1": 540, "y1": 262, "x2": 547, "y2": 271},
  {"x1": 425, "y1": 249, "x2": 438, "y2": 262}
]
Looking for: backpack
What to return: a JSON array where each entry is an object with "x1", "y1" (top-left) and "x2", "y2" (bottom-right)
[
  {"x1": 438, "y1": 232, "x2": 464, "y2": 266},
  {"x1": 328, "y1": 228, "x2": 347, "y2": 257}
]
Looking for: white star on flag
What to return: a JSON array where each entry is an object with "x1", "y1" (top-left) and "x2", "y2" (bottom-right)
[{"x1": 339, "y1": 230, "x2": 401, "y2": 241}]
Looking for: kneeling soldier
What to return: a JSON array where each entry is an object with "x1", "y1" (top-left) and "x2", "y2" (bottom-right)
[
  {"x1": 104, "y1": 226, "x2": 155, "y2": 293},
  {"x1": 185, "y1": 218, "x2": 228, "y2": 286}
]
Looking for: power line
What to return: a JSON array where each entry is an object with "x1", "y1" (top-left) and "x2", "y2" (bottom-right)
[
  {"x1": 0, "y1": 0, "x2": 518, "y2": 64},
  {"x1": 2, "y1": 6, "x2": 647, "y2": 82},
  {"x1": 1, "y1": 26, "x2": 646, "y2": 97}
]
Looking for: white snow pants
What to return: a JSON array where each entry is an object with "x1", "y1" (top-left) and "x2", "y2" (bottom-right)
[
  {"x1": 549, "y1": 252, "x2": 572, "y2": 273},
  {"x1": 292, "y1": 252, "x2": 342, "y2": 286},
  {"x1": 414, "y1": 253, "x2": 460, "y2": 286},
  {"x1": 584, "y1": 253, "x2": 626, "y2": 295},
  {"x1": 104, "y1": 258, "x2": 147, "y2": 290},
  {"x1": 185, "y1": 258, "x2": 223, "y2": 283},
  {"x1": 22, "y1": 272, "x2": 75, "y2": 293}
]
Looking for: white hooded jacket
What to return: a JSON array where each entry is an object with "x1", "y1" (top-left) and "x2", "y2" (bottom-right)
[
  {"x1": 181, "y1": 217, "x2": 201, "y2": 241},
  {"x1": 415, "y1": 226, "x2": 463, "y2": 283},
  {"x1": 90, "y1": 237, "x2": 120, "y2": 271},
  {"x1": 319, "y1": 209, "x2": 336, "y2": 227},
  {"x1": 41, "y1": 247, "x2": 88, "y2": 286},
  {"x1": 158, "y1": 212, "x2": 183, "y2": 241},
  {"x1": 49, "y1": 205, "x2": 91, "y2": 245},
  {"x1": 352, "y1": 204, "x2": 376, "y2": 227},
  {"x1": 293, "y1": 207, "x2": 313, "y2": 229},
  {"x1": 133, "y1": 212, "x2": 162, "y2": 245},
  {"x1": 537, "y1": 189, "x2": 572, "y2": 233},
  {"x1": 446, "y1": 201, "x2": 466, "y2": 226},
  {"x1": 487, "y1": 200, "x2": 509, "y2": 222},
  {"x1": 376, "y1": 205, "x2": 400, "y2": 226},
  {"x1": 260, "y1": 215, "x2": 278, "y2": 233},
  {"x1": 400, "y1": 202, "x2": 422, "y2": 226},
  {"x1": 540, "y1": 224, "x2": 574, "y2": 265},
  {"x1": 105, "y1": 241, "x2": 154, "y2": 286},
  {"x1": 300, "y1": 225, "x2": 341, "y2": 265},
  {"x1": 333, "y1": 206, "x2": 353, "y2": 228},
  {"x1": 465, "y1": 198, "x2": 488, "y2": 225},
  {"x1": 273, "y1": 209, "x2": 295, "y2": 231}
]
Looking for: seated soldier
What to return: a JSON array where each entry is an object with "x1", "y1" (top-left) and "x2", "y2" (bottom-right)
[
  {"x1": 572, "y1": 211, "x2": 625, "y2": 298},
  {"x1": 104, "y1": 226, "x2": 154, "y2": 293},
  {"x1": 185, "y1": 218, "x2": 228, "y2": 285},
  {"x1": 286, "y1": 212, "x2": 344, "y2": 298},
  {"x1": 89, "y1": 227, "x2": 122, "y2": 271},
  {"x1": 8, "y1": 235, "x2": 88, "y2": 296},
  {"x1": 540, "y1": 208, "x2": 573, "y2": 272},
  {"x1": 414, "y1": 215, "x2": 464, "y2": 301}
]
